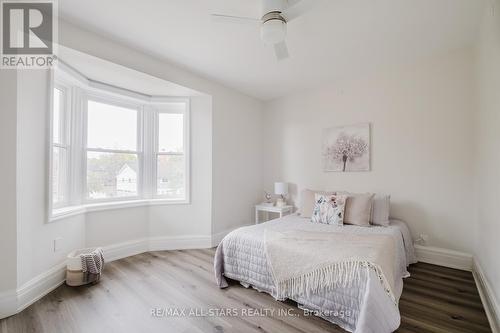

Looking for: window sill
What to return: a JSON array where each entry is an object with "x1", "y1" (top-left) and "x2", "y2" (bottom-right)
[{"x1": 49, "y1": 198, "x2": 190, "y2": 223}]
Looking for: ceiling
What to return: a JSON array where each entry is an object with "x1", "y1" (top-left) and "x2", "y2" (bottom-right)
[
  {"x1": 58, "y1": 0, "x2": 486, "y2": 101},
  {"x1": 58, "y1": 46, "x2": 200, "y2": 97}
]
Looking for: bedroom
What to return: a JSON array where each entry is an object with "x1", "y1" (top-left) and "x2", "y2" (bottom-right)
[{"x1": 0, "y1": 0, "x2": 498, "y2": 332}]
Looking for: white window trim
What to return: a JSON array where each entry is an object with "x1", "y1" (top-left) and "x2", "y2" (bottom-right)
[
  {"x1": 152, "y1": 103, "x2": 191, "y2": 201},
  {"x1": 50, "y1": 198, "x2": 191, "y2": 223},
  {"x1": 47, "y1": 66, "x2": 191, "y2": 223},
  {"x1": 82, "y1": 92, "x2": 144, "y2": 203},
  {"x1": 49, "y1": 80, "x2": 72, "y2": 211}
]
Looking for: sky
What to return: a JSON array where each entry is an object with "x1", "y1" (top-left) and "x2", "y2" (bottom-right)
[{"x1": 87, "y1": 100, "x2": 184, "y2": 152}]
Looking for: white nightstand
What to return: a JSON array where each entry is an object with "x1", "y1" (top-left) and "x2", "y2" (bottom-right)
[{"x1": 255, "y1": 204, "x2": 293, "y2": 224}]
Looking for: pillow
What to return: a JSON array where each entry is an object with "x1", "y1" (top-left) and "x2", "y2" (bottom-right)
[
  {"x1": 299, "y1": 189, "x2": 334, "y2": 218},
  {"x1": 343, "y1": 193, "x2": 374, "y2": 227},
  {"x1": 311, "y1": 193, "x2": 347, "y2": 226},
  {"x1": 370, "y1": 194, "x2": 391, "y2": 226}
]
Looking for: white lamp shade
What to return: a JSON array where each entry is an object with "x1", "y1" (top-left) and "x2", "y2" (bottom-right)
[{"x1": 274, "y1": 182, "x2": 288, "y2": 195}]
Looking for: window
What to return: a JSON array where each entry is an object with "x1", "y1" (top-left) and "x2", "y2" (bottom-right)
[
  {"x1": 49, "y1": 69, "x2": 190, "y2": 219},
  {"x1": 51, "y1": 87, "x2": 69, "y2": 207},
  {"x1": 85, "y1": 99, "x2": 140, "y2": 200},
  {"x1": 156, "y1": 112, "x2": 186, "y2": 199}
]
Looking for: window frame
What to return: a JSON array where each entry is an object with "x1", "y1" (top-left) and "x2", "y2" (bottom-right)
[
  {"x1": 48, "y1": 66, "x2": 191, "y2": 222},
  {"x1": 153, "y1": 101, "x2": 190, "y2": 202},
  {"x1": 49, "y1": 82, "x2": 71, "y2": 210},
  {"x1": 82, "y1": 92, "x2": 144, "y2": 204}
]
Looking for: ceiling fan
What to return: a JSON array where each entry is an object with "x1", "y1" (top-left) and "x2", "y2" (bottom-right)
[{"x1": 211, "y1": 0, "x2": 316, "y2": 61}]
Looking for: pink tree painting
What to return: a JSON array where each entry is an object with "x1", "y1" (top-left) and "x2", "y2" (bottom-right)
[{"x1": 322, "y1": 124, "x2": 370, "y2": 172}]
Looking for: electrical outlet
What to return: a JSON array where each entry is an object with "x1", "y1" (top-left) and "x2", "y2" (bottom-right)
[
  {"x1": 417, "y1": 233, "x2": 429, "y2": 245},
  {"x1": 53, "y1": 237, "x2": 62, "y2": 252},
  {"x1": 415, "y1": 234, "x2": 429, "y2": 245}
]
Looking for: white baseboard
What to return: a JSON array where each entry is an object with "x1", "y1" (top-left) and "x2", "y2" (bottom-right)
[
  {"x1": 148, "y1": 235, "x2": 212, "y2": 251},
  {"x1": 472, "y1": 258, "x2": 500, "y2": 333},
  {"x1": 414, "y1": 246, "x2": 498, "y2": 333},
  {"x1": 103, "y1": 238, "x2": 149, "y2": 262},
  {"x1": 0, "y1": 262, "x2": 67, "y2": 320},
  {"x1": 0, "y1": 233, "x2": 223, "y2": 320},
  {"x1": 16, "y1": 262, "x2": 67, "y2": 314},
  {"x1": 414, "y1": 244, "x2": 473, "y2": 271},
  {"x1": 102, "y1": 235, "x2": 214, "y2": 262}
]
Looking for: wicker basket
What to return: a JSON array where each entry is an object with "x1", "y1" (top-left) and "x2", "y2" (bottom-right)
[{"x1": 66, "y1": 247, "x2": 103, "y2": 286}]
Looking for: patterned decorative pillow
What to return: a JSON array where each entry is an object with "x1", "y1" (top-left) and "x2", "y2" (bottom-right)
[
  {"x1": 311, "y1": 194, "x2": 347, "y2": 226},
  {"x1": 299, "y1": 189, "x2": 336, "y2": 218}
]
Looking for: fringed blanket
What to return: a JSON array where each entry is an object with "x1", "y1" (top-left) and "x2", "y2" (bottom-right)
[
  {"x1": 264, "y1": 229, "x2": 397, "y2": 303},
  {"x1": 80, "y1": 248, "x2": 105, "y2": 275}
]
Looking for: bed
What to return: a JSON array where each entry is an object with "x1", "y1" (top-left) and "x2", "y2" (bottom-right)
[{"x1": 214, "y1": 214, "x2": 417, "y2": 333}]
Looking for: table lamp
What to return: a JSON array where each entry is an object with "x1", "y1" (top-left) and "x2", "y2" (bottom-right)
[{"x1": 274, "y1": 182, "x2": 288, "y2": 207}]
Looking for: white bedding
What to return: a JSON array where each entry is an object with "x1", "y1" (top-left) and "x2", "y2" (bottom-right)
[{"x1": 214, "y1": 214, "x2": 417, "y2": 333}]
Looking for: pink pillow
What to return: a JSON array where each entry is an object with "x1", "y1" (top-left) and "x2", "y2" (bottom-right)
[
  {"x1": 342, "y1": 193, "x2": 374, "y2": 227},
  {"x1": 370, "y1": 194, "x2": 391, "y2": 226}
]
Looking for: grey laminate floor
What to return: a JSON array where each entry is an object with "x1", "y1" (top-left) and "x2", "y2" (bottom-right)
[{"x1": 0, "y1": 248, "x2": 492, "y2": 333}]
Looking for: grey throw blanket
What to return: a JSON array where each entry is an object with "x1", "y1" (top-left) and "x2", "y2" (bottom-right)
[
  {"x1": 80, "y1": 248, "x2": 105, "y2": 274},
  {"x1": 264, "y1": 229, "x2": 397, "y2": 303}
]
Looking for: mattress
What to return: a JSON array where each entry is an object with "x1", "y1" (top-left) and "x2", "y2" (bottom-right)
[{"x1": 214, "y1": 214, "x2": 417, "y2": 333}]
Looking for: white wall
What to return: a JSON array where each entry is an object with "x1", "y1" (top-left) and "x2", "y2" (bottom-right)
[
  {"x1": 0, "y1": 70, "x2": 18, "y2": 297},
  {"x1": 263, "y1": 49, "x2": 476, "y2": 254},
  {"x1": 211, "y1": 91, "x2": 264, "y2": 234},
  {"x1": 6, "y1": 18, "x2": 263, "y2": 293},
  {"x1": 16, "y1": 70, "x2": 86, "y2": 286},
  {"x1": 13, "y1": 69, "x2": 205, "y2": 281},
  {"x1": 85, "y1": 208, "x2": 148, "y2": 248},
  {"x1": 58, "y1": 20, "x2": 263, "y2": 238},
  {"x1": 5, "y1": 4, "x2": 500, "y2": 323},
  {"x1": 14, "y1": 69, "x2": 215, "y2": 288},
  {"x1": 475, "y1": 0, "x2": 500, "y2": 310}
]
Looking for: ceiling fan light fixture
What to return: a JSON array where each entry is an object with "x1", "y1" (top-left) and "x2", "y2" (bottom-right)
[{"x1": 261, "y1": 19, "x2": 287, "y2": 44}]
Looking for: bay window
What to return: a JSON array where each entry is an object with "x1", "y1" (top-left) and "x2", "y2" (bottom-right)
[{"x1": 49, "y1": 70, "x2": 190, "y2": 220}]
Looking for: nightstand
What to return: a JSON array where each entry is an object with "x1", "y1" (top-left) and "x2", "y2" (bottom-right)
[{"x1": 255, "y1": 204, "x2": 293, "y2": 224}]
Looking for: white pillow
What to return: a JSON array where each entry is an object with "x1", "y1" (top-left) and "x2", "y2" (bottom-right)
[
  {"x1": 370, "y1": 194, "x2": 391, "y2": 226},
  {"x1": 311, "y1": 194, "x2": 347, "y2": 226}
]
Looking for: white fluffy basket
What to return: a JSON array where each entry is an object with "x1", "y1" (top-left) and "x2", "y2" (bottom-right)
[{"x1": 66, "y1": 247, "x2": 103, "y2": 286}]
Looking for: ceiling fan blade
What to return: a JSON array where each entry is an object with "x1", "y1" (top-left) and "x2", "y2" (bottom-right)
[
  {"x1": 281, "y1": 0, "x2": 316, "y2": 22},
  {"x1": 211, "y1": 13, "x2": 261, "y2": 24},
  {"x1": 274, "y1": 41, "x2": 289, "y2": 61}
]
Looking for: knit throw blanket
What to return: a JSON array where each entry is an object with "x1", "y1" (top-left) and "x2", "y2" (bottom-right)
[
  {"x1": 264, "y1": 229, "x2": 397, "y2": 303},
  {"x1": 80, "y1": 248, "x2": 105, "y2": 275}
]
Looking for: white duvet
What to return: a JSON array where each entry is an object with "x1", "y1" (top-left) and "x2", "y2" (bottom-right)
[{"x1": 214, "y1": 214, "x2": 417, "y2": 333}]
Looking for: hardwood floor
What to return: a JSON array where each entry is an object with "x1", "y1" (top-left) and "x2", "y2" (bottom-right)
[{"x1": 0, "y1": 249, "x2": 492, "y2": 333}]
